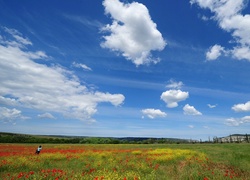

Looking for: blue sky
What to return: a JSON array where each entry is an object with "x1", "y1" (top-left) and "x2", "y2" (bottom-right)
[{"x1": 0, "y1": 0, "x2": 250, "y2": 140}]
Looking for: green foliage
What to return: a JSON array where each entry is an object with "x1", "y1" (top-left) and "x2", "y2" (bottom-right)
[
  {"x1": 0, "y1": 133, "x2": 79, "y2": 144},
  {"x1": 1, "y1": 132, "x2": 249, "y2": 145},
  {"x1": 0, "y1": 132, "x2": 189, "y2": 144}
]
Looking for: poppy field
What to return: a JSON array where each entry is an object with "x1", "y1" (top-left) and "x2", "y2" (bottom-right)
[{"x1": 0, "y1": 143, "x2": 249, "y2": 179}]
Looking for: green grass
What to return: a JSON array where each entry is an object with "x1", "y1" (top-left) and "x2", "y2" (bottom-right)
[
  {"x1": 166, "y1": 143, "x2": 250, "y2": 171},
  {"x1": 0, "y1": 143, "x2": 249, "y2": 179}
]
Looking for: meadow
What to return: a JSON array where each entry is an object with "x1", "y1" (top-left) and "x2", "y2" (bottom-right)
[{"x1": 0, "y1": 143, "x2": 249, "y2": 180}]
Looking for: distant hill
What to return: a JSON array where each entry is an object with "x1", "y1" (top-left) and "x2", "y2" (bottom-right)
[{"x1": 0, "y1": 132, "x2": 190, "y2": 144}]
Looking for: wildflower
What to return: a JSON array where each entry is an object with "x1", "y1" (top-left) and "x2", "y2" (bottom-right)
[
  {"x1": 88, "y1": 168, "x2": 95, "y2": 174},
  {"x1": 154, "y1": 164, "x2": 160, "y2": 170},
  {"x1": 17, "y1": 172, "x2": 24, "y2": 178}
]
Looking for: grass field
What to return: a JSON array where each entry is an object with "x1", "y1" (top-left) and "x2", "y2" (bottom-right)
[{"x1": 0, "y1": 143, "x2": 249, "y2": 179}]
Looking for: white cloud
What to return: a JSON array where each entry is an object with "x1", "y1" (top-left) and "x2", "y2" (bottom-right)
[
  {"x1": 201, "y1": 15, "x2": 210, "y2": 21},
  {"x1": 225, "y1": 116, "x2": 250, "y2": 126},
  {"x1": 207, "y1": 104, "x2": 217, "y2": 108},
  {"x1": 161, "y1": 90, "x2": 189, "y2": 108},
  {"x1": 141, "y1": 108, "x2": 167, "y2": 119},
  {"x1": 225, "y1": 118, "x2": 241, "y2": 126},
  {"x1": 101, "y1": 0, "x2": 166, "y2": 66},
  {"x1": 183, "y1": 104, "x2": 202, "y2": 115},
  {"x1": 2, "y1": 27, "x2": 32, "y2": 47},
  {"x1": 191, "y1": 0, "x2": 250, "y2": 61},
  {"x1": 38, "y1": 113, "x2": 56, "y2": 119},
  {"x1": 72, "y1": 61, "x2": 92, "y2": 71},
  {"x1": 232, "y1": 46, "x2": 250, "y2": 60},
  {"x1": 0, "y1": 27, "x2": 125, "y2": 123},
  {"x1": 188, "y1": 125, "x2": 194, "y2": 128},
  {"x1": 0, "y1": 96, "x2": 18, "y2": 106},
  {"x1": 242, "y1": 116, "x2": 250, "y2": 122},
  {"x1": 232, "y1": 101, "x2": 250, "y2": 112},
  {"x1": 206, "y1": 44, "x2": 225, "y2": 60},
  {"x1": 166, "y1": 79, "x2": 184, "y2": 89},
  {"x1": 0, "y1": 107, "x2": 28, "y2": 124}
]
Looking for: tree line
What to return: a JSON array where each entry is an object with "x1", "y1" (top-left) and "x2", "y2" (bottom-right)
[
  {"x1": 0, "y1": 133, "x2": 188, "y2": 144},
  {"x1": 2, "y1": 132, "x2": 248, "y2": 144}
]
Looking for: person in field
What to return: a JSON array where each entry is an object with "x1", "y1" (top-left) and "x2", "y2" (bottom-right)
[{"x1": 35, "y1": 145, "x2": 42, "y2": 154}]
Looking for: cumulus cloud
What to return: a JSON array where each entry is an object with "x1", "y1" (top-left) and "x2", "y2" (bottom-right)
[
  {"x1": 0, "y1": 27, "x2": 125, "y2": 122},
  {"x1": 101, "y1": 0, "x2": 166, "y2": 66},
  {"x1": 225, "y1": 116, "x2": 250, "y2": 126},
  {"x1": 183, "y1": 104, "x2": 202, "y2": 115},
  {"x1": 161, "y1": 90, "x2": 189, "y2": 108},
  {"x1": 232, "y1": 101, "x2": 250, "y2": 112},
  {"x1": 0, "y1": 107, "x2": 28, "y2": 124},
  {"x1": 206, "y1": 44, "x2": 225, "y2": 60},
  {"x1": 191, "y1": 0, "x2": 250, "y2": 61},
  {"x1": 141, "y1": 108, "x2": 167, "y2": 119},
  {"x1": 166, "y1": 79, "x2": 184, "y2": 89},
  {"x1": 38, "y1": 113, "x2": 56, "y2": 119},
  {"x1": 232, "y1": 46, "x2": 250, "y2": 60},
  {"x1": 207, "y1": 104, "x2": 217, "y2": 108},
  {"x1": 72, "y1": 61, "x2": 92, "y2": 71}
]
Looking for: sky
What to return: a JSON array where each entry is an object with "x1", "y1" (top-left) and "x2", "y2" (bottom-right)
[{"x1": 0, "y1": 0, "x2": 250, "y2": 140}]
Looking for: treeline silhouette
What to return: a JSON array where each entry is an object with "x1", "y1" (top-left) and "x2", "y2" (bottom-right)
[{"x1": 0, "y1": 132, "x2": 188, "y2": 144}]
